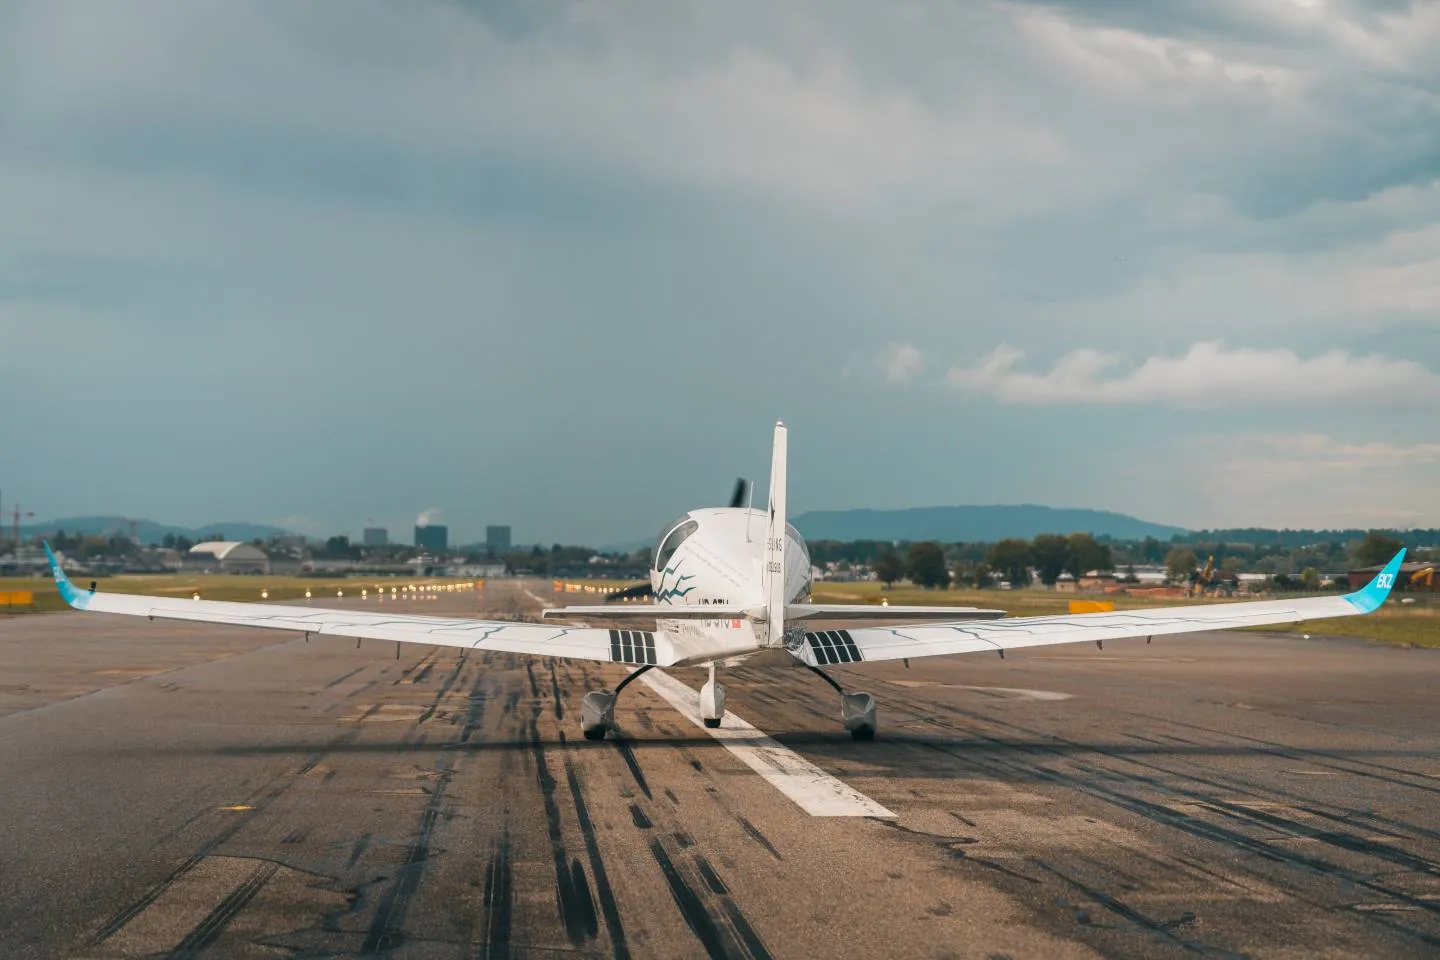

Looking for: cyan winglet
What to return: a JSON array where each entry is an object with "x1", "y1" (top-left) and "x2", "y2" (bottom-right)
[
  {"x1": 43, "y1": 541, "x2": 89, "y2": 610},
  {"x1": 1344, "y1": 548, "x2": 1406, "y2": 614}
]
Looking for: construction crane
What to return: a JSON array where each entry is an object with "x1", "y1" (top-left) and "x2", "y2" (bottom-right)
[
  {"x1": 9, "y1": 503, "x2": 34, "y2": 551},
  {"x1": 1187, "y1": 555, "x2": 1216, "y2": 598}
]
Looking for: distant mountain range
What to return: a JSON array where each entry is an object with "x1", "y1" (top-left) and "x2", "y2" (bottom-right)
[
  {"x1": 19, "y1": 516, "x2": 292, "y2": 544},
  {"x1": 790, "y1": 504, "x2": 1187, "y2": 543},
  {"x1": 599, "y1": 504, "x2": 1188, "y2": 553}
]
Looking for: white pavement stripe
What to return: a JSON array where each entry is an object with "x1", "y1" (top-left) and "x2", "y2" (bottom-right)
[{"x1": 639, "y1": 669, "x2": 897, "y2": 819}]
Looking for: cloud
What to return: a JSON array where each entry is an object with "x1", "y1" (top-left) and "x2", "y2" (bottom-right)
[
  {"x1": 881, "y1": 343, "x2": 924, "y2": 383},
  {"x1": 1184, "y1": 432, "x2": 1440, "y2": 528},
  {"x1": 947, "y1": 341, "x2": 1440, "y2": 406}
]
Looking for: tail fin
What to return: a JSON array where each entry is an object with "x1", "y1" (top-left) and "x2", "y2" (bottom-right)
[{"x1": 763, "y1": 421, "x2": 788, "y2": 646}]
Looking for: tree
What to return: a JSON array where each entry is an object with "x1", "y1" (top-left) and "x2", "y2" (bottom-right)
[
  {"x1": 1300, "y1": 566, "x2": 1320, "y2": 590},
  {"x1": 874, "y1": 551, "x2": 904, "y2": 587},
  {"x1": 1122, "y1": 564, "x2": 1139, "y2": 584},
  {"x1": 986, "y1": 539, "x2": 1032, "y2": 587},
  {"x1": 1031, "y1": 534, "x2": 1070, "y2": 585},
  {"x1": 1355, "y1": 532, "x2": 1404, "y2": 567},
  {"x1": 906, "y1": 542, "x2": 950, "y2": 589},
  {"x1": 1066, "y1": 532, "x2": 1113, "y2": 578},
  {"x1": 973, "y1": 564, "x2": 995, "y2": 589},
  {"x1": 1165, "y1": 547, "x2": 1198, "y2": 584}
]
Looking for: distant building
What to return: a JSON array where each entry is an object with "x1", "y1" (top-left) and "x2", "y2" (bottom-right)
[
  {"x1": 362, "y1": 527, "x2": 389, "y2": 547},
  {"x1": 183, "y1": 541, "x2": 269, "y2": 574},
  {"x1": 486, "y1": 525, "x2": 512, "y2": 555},
  {"x1": 415, "y1": 524, "x2": 448, "y2": 552}
]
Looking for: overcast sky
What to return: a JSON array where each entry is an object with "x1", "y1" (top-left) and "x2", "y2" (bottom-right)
[{"x1": 3, "y1": 1, "x2": 1437, "y2": 545}]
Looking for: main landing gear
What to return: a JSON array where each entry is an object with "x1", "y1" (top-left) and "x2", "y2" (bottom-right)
[
  {"x1": 806, "y1": 665, "x2": 878, "y2": 740},
  {"x1": 581, "y1": 665, "x2": 652, "y2": 740}
]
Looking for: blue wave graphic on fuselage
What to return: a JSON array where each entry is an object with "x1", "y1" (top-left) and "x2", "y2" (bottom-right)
[{"x1": 654, "y1": 561, "x2": 697, "y2": 603}]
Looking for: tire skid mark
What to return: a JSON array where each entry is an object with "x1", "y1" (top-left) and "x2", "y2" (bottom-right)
[
  {"x1": 648, "y1": 837, "x2": 773, "y2": 960},
  {"x1": 613, "y1": 737, "x2": 652, "y2": 800},
  {"x1": 346, "y1": 833, "x2": 372, "y2": 869},
  {"x1": 881, "y1": 689, "x2": 1440, "y2": 948},
  {"x1": 1139, "y1": 713, "x2": 1440, "y2": 796},
  {"x1": 164, "y1": 860, "x2": 280, "y2": 960},
  {"x1": 323, "y1": 664, "x2": 369, "y2": 689},
  {"x1": 670, "y1": 744, "x2": 782, "y2": 861},
  {"x1": 527, "y1": 718, "x2": 599, "y2": 946},
  {"x1": 358, "y1": 755, "x2": 457, "y2": 954},
  {"x1": 459, "y1": 673, "x2": 489, "y2": 744},
  {"x1": 476, "y1": 832, "x2": 514, "y2": 960},
  {"x1": 417, "y1": 652, "x2": 469, "y2": 724},
  {"x1": 561, "y1": 758, "x2": 630, "y2": 960},
  {"x1": 88, "y1": 725, "x2": 365, "y2": 946},
  {"x1": 1029, "y1": 859, "x2": 1244, "y2": 959},
  {"x1": 547, "y1": 660, "x2": 565, "y2": 721},
  {"x1": 604, "y1": 728, "x2": 774, "y2": 960}
]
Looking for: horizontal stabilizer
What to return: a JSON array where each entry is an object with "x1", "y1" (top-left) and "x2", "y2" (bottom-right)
[
  {"x1": 786, "y1": 604, "x2": 1005, "y2": 623},
  {"x1": 543, "y1": 604, "x2": 755, "y2": 623}
]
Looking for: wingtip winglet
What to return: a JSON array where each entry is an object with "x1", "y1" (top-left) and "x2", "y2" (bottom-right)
[
  {"x1": 1345, "y1": 548, "x2": 1407, "y2": 614},
  {"x1": 43, "y1": 541, "x2": 86, "y2": 609}
]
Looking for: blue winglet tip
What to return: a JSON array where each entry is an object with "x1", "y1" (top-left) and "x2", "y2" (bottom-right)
[
  {"x1": 1346, "y1": 548, "x2": 1406, "y2": 614},
  {"x1": 43, "y1": 541, "x2": 85, "y2": 609}
]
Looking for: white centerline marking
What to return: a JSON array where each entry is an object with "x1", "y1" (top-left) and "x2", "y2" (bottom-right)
[{"x1": 639, "y1": 669, "x2": 896, "y2": 819}]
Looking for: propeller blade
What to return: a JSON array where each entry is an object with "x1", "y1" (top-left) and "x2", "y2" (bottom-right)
[
  {"x1": 729, "y1": 477, "x2": 751, "y2": 509},
  {"x1": 605, "y1": 582, "x2": 654, "y2": 603}
]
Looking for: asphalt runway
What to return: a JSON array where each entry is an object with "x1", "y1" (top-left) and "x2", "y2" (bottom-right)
[{"x1": 2, "y1": 580, "x2": 1439, "y2": 959}]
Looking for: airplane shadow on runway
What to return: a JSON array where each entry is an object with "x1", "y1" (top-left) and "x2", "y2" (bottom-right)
[{"x1": 115, "y1": 732, "x2": 1435, "y2": 783}]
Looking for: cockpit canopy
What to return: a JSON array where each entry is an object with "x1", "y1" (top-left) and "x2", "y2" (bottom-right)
[{"x1": 653, "y1": 517, "x2": 699, "y2": 572}]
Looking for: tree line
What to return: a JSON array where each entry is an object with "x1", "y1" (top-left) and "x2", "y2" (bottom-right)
[{"x1": 855, "y1": 531, "x2": 1414, "y2": 590}]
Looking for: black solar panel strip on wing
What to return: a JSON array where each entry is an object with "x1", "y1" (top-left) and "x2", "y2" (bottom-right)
[
  {"x1": 644, "y1": 632, "x2": 657, "y2": 665},
  {"x1": 610, "y1": 629, "x2": 622, "y2": 662},
  {"x1": 818, "y1": 630, "x2": 849, "y2": 664},
  {"x1": 838, "y1": 629, "x2": 863, "y2": 663},
  {"x1": 621, "y1": 631, "x2": 635, "y2": 663},
  {"x1": 808, "y1": 631, "x2": 834, "y2": 665}
]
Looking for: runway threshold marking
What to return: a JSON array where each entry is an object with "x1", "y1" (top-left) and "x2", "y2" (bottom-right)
[{"x1": 639, "y1": 669, "x2": 897, "y2": 819}]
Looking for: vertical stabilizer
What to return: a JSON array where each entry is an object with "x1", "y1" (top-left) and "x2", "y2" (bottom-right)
[{"x1": 763, "y1": 421, "x2": 788, "y2": 646}]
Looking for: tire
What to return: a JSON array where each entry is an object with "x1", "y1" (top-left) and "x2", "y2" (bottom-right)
[
  {"x1": 703, "y1": 717, "x2": 722, "y2": 729},
  {"x1": 582, "y1": 726, "x2": 607, "y2": 741},
  {"x1": 850, "y1": 726, "x2": 875, "y2": 741}
]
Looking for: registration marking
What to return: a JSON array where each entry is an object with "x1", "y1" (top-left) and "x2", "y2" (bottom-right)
[{"x1": 639, "y1": 669, "x2": 896, "y2": 819}]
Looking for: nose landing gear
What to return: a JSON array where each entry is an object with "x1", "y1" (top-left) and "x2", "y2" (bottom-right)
[
  {"x1": 700, "y1": 662, "x2": 726, "y2": 728},
  {"x1": 807, "y1": 665, "x2": 877, "y2": 740}
]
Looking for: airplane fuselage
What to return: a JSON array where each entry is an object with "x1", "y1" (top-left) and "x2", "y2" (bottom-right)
[{"x1": 648, "y1": 508, "x2": 812, "y2": 614}]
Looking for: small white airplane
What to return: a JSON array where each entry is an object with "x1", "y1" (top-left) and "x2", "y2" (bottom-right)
[{"x1": 46, "y1": 422, "x2": 1405, "y2": 742}]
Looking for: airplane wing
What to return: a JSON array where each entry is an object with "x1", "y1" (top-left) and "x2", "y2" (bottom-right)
[
  {"x1": 793, "y1": 551, "x2": 1405, "y2": 666},
  {"x1": 44, "y1": 544, "x2": 682, "y2": 667}
]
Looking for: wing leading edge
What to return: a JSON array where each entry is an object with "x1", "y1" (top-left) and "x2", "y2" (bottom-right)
[
  {"x1": 795, "y1": 551, "x2": 1407, "y2": 666},
  {"x1": 43, "y1": 543, "x2": 685, "y2": 666}
]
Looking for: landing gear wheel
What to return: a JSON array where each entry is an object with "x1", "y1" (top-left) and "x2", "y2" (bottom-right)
[
  {"x1": 850, "y1": 725, "x2": 875, "y2": 741},
  {"x1": 703, "y1": 717, "x2": 722, "y2": 729},
  {"x1": 583, "y1": 726, "x2": 608, "y2": 741}
]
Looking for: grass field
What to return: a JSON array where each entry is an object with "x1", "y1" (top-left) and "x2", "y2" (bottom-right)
[{"x1": 0, "y1": 574, "x2": 479, "y2": 614}]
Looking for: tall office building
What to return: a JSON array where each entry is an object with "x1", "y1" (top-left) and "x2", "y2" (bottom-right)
[
  {"x1": 414, "y1": 524, "x2": 448, "y2": 552},
  {"x1": 486, "y1": 525, "x2": 512, "y2": 555},
  {"x1": 362, "y1": 527, "x2": 388, "y2": 547}
]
